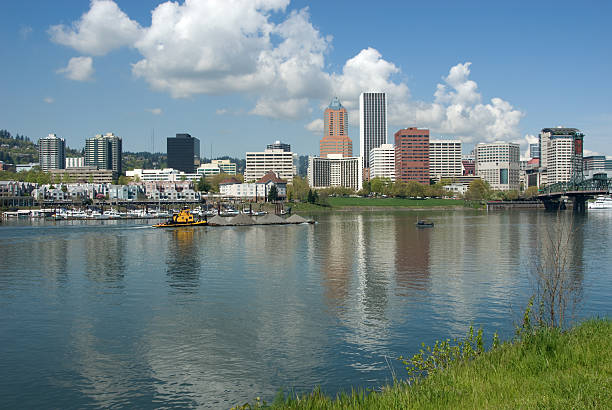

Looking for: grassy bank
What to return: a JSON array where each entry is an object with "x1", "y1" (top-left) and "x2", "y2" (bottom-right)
[
  {"x1": 242, "y1": 319, "x2": 611, "y2": 409},
  {"x1": 289, "y1": 197, "x2": 468, "y2": 212}
]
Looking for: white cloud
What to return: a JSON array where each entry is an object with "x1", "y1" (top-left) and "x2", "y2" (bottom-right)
[
  {"x1": 215, "y1": 109, "x2": 228, "y2": 115},
  {"x1": 305, "y1": 118, "x2": 323, "y2": 134},
  {"x1": 584, "y1": 149, "x2": 602, "y2": 157},
  {"x1": 57, "y1": 56, "x2": 94, "y2": 81},
  {"x1": 49, "y1": 1, "x2": 524, "y2": 141},
  {"x1": 146, "y1": 108, "x2": 162, "y2": 115},
  {"x1": 43, "y1": 97, "x2": 54, "y2": 104},
  {"x1": 49, "y1": 0, "x2": 141, "y2": 56}
]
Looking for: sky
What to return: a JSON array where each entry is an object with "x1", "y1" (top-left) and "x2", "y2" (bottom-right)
[{"x1": 1, "y1": 0, "x2": 610, "y2": 158}]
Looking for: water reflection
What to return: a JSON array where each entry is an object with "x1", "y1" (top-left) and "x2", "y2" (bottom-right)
[
  {"x1": 166, "y1": 228, "x2": 201, "y2": 293},
  {"x1": 394, "y1": 217, "x2": 431, "y2": 295},
  {"x1": 85, "y1": 233, "x2": 126, "y2": 283}
]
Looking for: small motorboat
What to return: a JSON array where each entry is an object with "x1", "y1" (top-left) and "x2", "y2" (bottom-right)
[
  {"x1": 153, "y1": 208, "x2": 207, "y2": 228},
  {"x1": 416, "y1": 220, "x2": 434, "y2": 227}
]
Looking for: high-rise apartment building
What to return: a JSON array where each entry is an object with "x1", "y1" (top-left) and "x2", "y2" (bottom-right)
[
  {"x1": 429, "y1": 140, "x2": 462, "y2": 180},
  {"x1": 319, "y1": 97, "x2": 352, "y2": 157},
  {"x1": 266, "y1": 141, "x2": 291, "y2": 152},
  {"x1": 539, "y1": 127, "x2": 583, "y2": 186},
  {"x1": 474, "y1": 142, "x2": 520, "y2": 191},
  {"x1": 85, "y1": 133, "x2": 122, "y2": 177},
  {"x1": 394, "y1": 128, "x2": 430, "y2": 184},
  {"x1": 369, "y1": 144, "x2": 395, "y2": 181},
  {"x1": 308, "y1": 154, "x2": 362, "y2": 192},
  {"x1": 359, "y1": 92, "x2": 387, "y2": 171},
  {"x1": 38, "y1": 134, "x2": 65, "y2": 171},
  {"x1": 245, "y1": 148, "x2": 297, "y2": 182},
  {"x1": 167, "y1": 133, "x2": 200, "y2": 173}
]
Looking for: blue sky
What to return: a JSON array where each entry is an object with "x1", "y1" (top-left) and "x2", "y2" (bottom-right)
[{"x1": 1, "y1": 0, "x2": 610, "y2": 158}]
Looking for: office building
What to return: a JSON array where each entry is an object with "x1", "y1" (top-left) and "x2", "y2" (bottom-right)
[
  {"x1": 167, "y1": 133, "x2": 200, "y2": 173},
  {"x1": 266, "y1": 141, "x2": 291, "y2": 152},
  {"x1": 49, "y1": 167, "x2": 113, "y2": 184},
  {"x1": 394, "y1": 128, "x2": 430, "y2": 184},
  {"x1": 529, "y1": 143, "x2": 540, "y2": 159},
  {"x1": 38, "y1": 134, "x2": 65, "y2": 171},
  {"x1": 319, "y1": 97, "x2": 352, "y2": 157},
  {"x1": 245, "y1": 148, "x2": 297, "y2": 182},
  {"x1": 539, "y1": 127, "x2": 583, "y2": 185},
  {"x1": 369, "y1": 144, "x2": 395, "y2": 181},
  {"x1": 65, "y1": 157, "x2": 85, "y2": 168},
  {"x1": 197, "y1": 159, "x2": 237, "y2": 176},
  {"x1": 85, "y1": 133, "x2": 122, "y2": 177},
  {"x1": 429, "y1": 139, "x2": 462, "y2": 180},
  {"x1": 308, "y1": 154, "x2": 362, "y2": 191},
  {"x1": 474, "y1": 142, "x2": 520, "y2": 190},
  {"x1": 359, "y1": 92, "x2": 387, "y2": 171}
]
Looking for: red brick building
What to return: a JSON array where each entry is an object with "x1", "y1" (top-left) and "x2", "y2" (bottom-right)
[
  {"x1": 394, "y1": 128, "x2": 430, "y2": 184},
  {"x1": 320, "y1": 97, "x2": 352, "y2": 157}
]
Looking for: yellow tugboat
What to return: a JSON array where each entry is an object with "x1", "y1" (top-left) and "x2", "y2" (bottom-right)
[{"x1": 153, "y1": 208, "x2": 207, "y2": 228}]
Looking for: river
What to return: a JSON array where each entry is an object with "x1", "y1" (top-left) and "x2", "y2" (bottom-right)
[{"x1": 1, "y1": 209, "x2": 611, "y2": 408}]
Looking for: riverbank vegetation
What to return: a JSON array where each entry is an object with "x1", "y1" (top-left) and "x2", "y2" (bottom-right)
[{"x1": 236, "y1": 319, "x2": 611, "y2": 409}]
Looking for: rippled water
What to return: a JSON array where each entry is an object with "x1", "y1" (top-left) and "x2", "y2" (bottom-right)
[{"x1": 1, "y1": 210, "x2": 611, "y2": 408}]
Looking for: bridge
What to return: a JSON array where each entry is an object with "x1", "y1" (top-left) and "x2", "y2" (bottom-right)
[{"x1": 537, "y1": 173, "x2": 611, "y2": 212}]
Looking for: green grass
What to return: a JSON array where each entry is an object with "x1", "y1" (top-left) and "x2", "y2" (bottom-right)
[
  {"x1": 289, "y1": 197, "x2": 465, "y2": 212},
  {"x1": 242, "y1": 319, "x2": 612, "y2": 409},
  {"x1": 327, "y1": 197, "x2": 464, "y2": 208}
]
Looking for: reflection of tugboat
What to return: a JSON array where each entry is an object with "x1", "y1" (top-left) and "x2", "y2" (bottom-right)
[
  {"x1": 416, "y1": 220, "x2": 434, "y2": 228},
  {"x1": 153, "y1": 208, "x2": 207, "y2": 228}
]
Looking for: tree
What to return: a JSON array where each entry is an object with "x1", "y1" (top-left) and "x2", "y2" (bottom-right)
[
  {"x1": 524, "y1": 186, "x2": 539, "y2": 199},
  {"x1": 287, "y1": 176, "x2": 310, "y2": 202},
  {"x1": 392, "y1": 181, "x2": 408, "y2": 198},
  {"x1": 406, "y1": 181, "x2": 425, "y2": 198},
  {"x1": 464, "y1": 179, "x2": 492, "y2": 201},
  {"x1": 526, "y1": 215, "x2": 581, "y2": 329},
  {"x1": 117, "y1": 175, "x2": 131, "y2": 185},
  {"x1": 307, "y1": 189, "x2": 314, "y2": 204},
  {"x1": 267, "y1": 184, "x2": 278, "y2": 202},
  {"x1": 196, "y1": 176, "x2": 211, "y2": 192},
  {"x1": 370, "y1": 177, "x2": 392, "y2": 196},
  {"x1": 316, "y1": 190, "x2": 329, "y2": 206}
]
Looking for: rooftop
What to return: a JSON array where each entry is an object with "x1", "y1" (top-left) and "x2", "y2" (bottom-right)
[{"x1": 327, "y1": 96, "x2": 344, "y2": 110}]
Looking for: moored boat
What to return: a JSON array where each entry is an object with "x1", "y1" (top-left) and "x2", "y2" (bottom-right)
[
  {"x1": 588, "y1": 196, "x2": 612, "y2": 210},
  {"x1": 416, "y1": 220, "x2": 434, "y2": 227}
]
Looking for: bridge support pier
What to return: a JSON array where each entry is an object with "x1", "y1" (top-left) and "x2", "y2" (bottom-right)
[
  {"x1": 541, "y1": 198, "x2": 566, "y2": 211},
  {"x1": 572, "y1": 195, "x2": 587, "y2": 213}
]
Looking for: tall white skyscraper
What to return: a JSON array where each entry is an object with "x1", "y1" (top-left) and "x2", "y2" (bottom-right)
[
  {"x1": 38, "y1": 133, "x2": 65, "y2": 171},
  {"x1": 359, "y1": 92, "x2": 387, "y2": 170}
]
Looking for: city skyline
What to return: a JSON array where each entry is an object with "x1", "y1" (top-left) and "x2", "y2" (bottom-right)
[{"x1": 1, "y1": 1, "x2": 611, "y2": 157}]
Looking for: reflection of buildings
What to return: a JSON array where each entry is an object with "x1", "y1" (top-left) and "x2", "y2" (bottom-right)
[
  {"x1": 166, "y1": 228, "x2": 201, "y2": 292},
  {"x1": 394, "y1": 216, "x2": 431, "y2": 295},
  {"x1": 84, "y1": 233, "x2": 126, "y2": 283}
]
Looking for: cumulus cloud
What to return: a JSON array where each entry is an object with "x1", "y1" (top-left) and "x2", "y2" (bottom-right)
[
  {"x1": 57, "y1": 56, "x2": 94, "y2": 81},
  {"x1": 49, "y1": 0, "x2": 141, "y2": 56},
  {"x1": 215, "y1": 108, "x2": 228, "y2": 115},
  {"x1": 49, "y1": 0, "x2": 524, "y2": 141},
  {"x1": 43, "y1": 97, "x2": 54, "y2": 104},
  {"x1": 305, "y1": 118, "x2": 323, "y2": 134},
  {"x1": 146, "y1": 108, "x2": 162, "y2": 115}
]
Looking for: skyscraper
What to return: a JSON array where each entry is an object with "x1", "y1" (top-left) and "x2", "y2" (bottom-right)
[
  {"x1": 359, "y1": 92, "x2": 387, "y2": 171},
  {"x1": 539, "y1": 127, "x2": 583, "y2": 185},
  {"x1": 167, "y1": 133, "x2": 200, "y2": 173},
  {"x1": 85, "y1": 133, "x2": 122, "y2": 177},
  {"x1": 319, "y1": 97, "x2": 352, "y2": 157},
  {"x1": 394, "y1": 127, "x2": 430, "y2": 184},
  {"x1": 38, "y1": 134, "x2": 65, "y2": 171}
]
